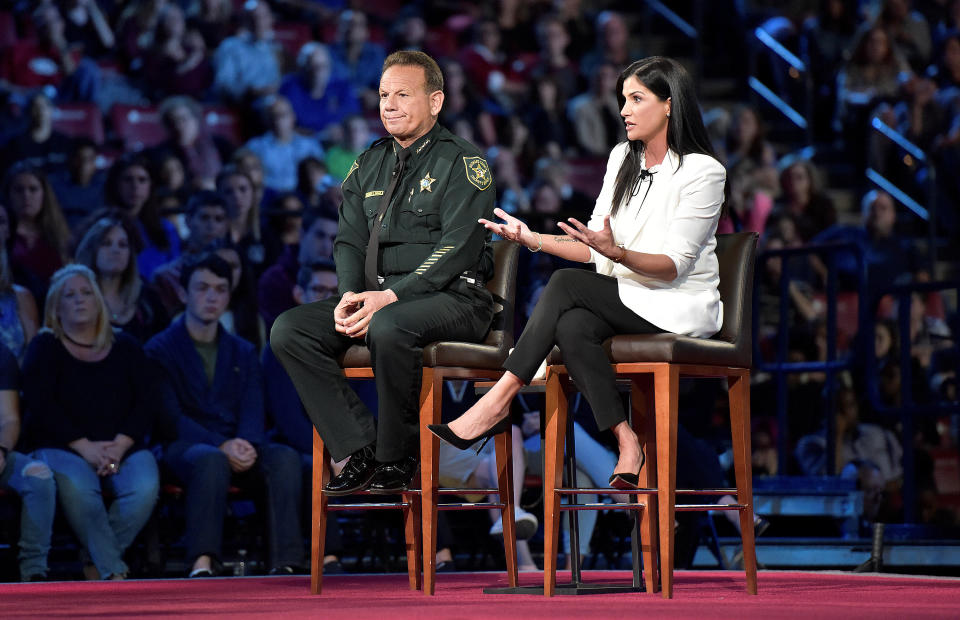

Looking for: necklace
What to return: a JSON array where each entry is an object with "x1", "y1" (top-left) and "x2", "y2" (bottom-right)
[{"x1": 62, "y1": 331, "x2": 96, "y2": 348}]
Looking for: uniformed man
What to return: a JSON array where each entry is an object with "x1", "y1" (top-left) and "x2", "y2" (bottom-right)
[{"x1": 270, "y1": 50, "x2": 496, "y2": 495}]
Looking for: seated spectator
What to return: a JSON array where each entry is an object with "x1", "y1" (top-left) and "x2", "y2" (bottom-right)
[
  {"x1": 262, "y1": 259, "x2": 343, "y2": 571},
  {"x1": 3, "y1": 163, "x2": 71, "y2": 292},
  {"x1": 230, "y1": 148, "x2": 268, "y2": 210},
  {"x1": 217, "y1": 166, "x2": 266, "y2": 274},
  {"x1": 773, "y1": 160, "x2": 837, "y2": 242},
  {"x1": 322, "y1": 117, "x2": 372, "y2": 182},
  {"x1": 279, "y1": 42, "x2": 361, "y2": 135},
  {"x1": 723, "y1": 105, "x2": 778, "y2": 193},
  {"x1": 49, "y1": 138, "x2": 107, "y2": 228},
  {"x1": 243, "y1": 96, "x2": 324, "y2": 193},
  {"x1": 0, "y1": 93, "x2": 74, "y2": 175},
  {"x1": 579, "y1": 11, "x2": 638, "y2": 81},
  {"x1": 212, "y1": 0, "x2": 282, "y2": 103},
  {"x1": 874, "y1": 0, "x2": 933, "y2": 71},
  {"x1": 154, "y1": 96, "x2": 227, "y2": 190},
  {"x1": 22, "y1": 265, "x2": 160, "y2": 580},
  {"x1": 796, "y1": 387, "x2": 903, "y2": 488},
  {"x1": 458, "y1": 18, "x2": 526, "y2": 112},
  {"x1": 74, "y1": 214, "x2": 167, "y2": 344},
  {"x1": 151, "y1": 191, "x2": 230, "y2": 314},
  {"x1": 115, "y1": 0, "x2": 167, "y2": 67},
  {"x1": 490, "y1": 147, "x2": 531, "y2": 215},
  {"x1": 295, "y1": 156, "x2": 338, "y2": 210},
  {"x1": 257, "y1": 209, "x2": 337, "y2": 329},
  {"x1": 717, "y1": 159, "x2": 775, "y2": 235},
  {"x1": 524, "y1": 76, "x2": 574, "y2": 161},
  {"x1": 437, "y1": 59, "x2": 493, "y2": 147},
  {"x1": 330, "y1": 10, "x2": 386, "y2": 109},
  {"x1": 146, "y1": 253, "x2": 304, "y2": 577},
  {"x1": 0, "y1": 342, "x2": 56, "y2": 582},
  {"x1": 567, "y1": 62, "x2": 623, "y2": 158},
  {"x1": 0, "y1": 211, "x2": 39, "y2": 360},
  {"x1": 142, "y1": 4, "x2": 214, "y2": 100},
  {"x1": 105, "y1": 154, "x2": 181, "y2": 281},
  {"x1": 187, "y1": 0, "x2": 235, "y2": 50},
  {"x1": 528, "y1": 14, "x2": 581, "y2": 105},
  {"x1": 2, "y1": 4, "x2": 99, "y2": 102},
  {"x1": 260, "y1": 191, "x2": 305, "y2": 270},
  {"x1": 61, "y1": 0, "x2": 116, "y2": 59},
  {"x1": 213, "y1": 243, "x2": 264, "y2": 350}
]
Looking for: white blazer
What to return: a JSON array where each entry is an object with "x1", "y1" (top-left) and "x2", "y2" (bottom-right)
[{"x1": 586, "y1": 142, "x2": 726, "y2": 338}]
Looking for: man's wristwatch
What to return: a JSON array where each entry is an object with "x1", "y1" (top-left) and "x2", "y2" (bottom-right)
[{"x1": 611, "y1": 244, "x2": 627, "y2": 264}]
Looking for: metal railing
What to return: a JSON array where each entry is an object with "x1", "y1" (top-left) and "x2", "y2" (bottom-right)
[{"x1": 748, "y1": 21, "x2": 813, "y2": 144}]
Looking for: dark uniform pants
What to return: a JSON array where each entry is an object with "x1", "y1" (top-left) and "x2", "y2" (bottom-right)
[
  {"x1": 503, "y1": 269, "x2": 664, "y2": 431},
  {"x1": 271, "y1": 282, "x2": 493, "y2": 462}
]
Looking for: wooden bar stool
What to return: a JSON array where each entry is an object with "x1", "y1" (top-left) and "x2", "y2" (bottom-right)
[
  {"x1": 543, "y1": 232, "x2": 760, "y2": 598},
  {"x1": 310, "y1": 241, "x2": 521, "y2": 595}
]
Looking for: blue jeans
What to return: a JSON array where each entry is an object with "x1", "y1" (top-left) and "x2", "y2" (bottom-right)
[
  {"x1": 0, "y1": 451, "x2": 56, "y2": 579},
  {"x1": 163, "y1": 441, "x2": 304, "y2": 570},
  {"x1": 35, "y1": 448, "x2": 159, "y2": 579}
]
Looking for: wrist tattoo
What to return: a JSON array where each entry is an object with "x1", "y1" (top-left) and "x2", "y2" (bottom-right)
[{"x1": 554, "y1": 236, "x2": 578, "y2": 243}]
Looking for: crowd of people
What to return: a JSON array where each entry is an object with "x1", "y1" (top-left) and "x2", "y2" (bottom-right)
[{"x1": 0, "y1": 0, "x2": 958, "y2": 581}]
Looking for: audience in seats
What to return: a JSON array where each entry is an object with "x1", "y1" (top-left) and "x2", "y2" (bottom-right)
[
  {"x1": 773, "y1": 160, "x2": 837, "y2": 242},
  {"x1": 217, "y1": 166, "x2": 266, "y2": 276},
  {"x1": 330, "y1": 10, "x2": 386, "y2": 108},
  {"x1": 105, "y1": 154, "x2": 181, "y2": 282},
  {"x1": 142, "y1": 3, "x2": 214, "y2": 100},
  {"x1": 262, "y1": 259, "x2": 343, "y2": 572},
  {"x1": 2, "y1": 163, "x2": 71, "y2": 295},
  {"x1": 0, "y1": 94, "x2": 73, "y2": 175},
  {"x1": 186, "y1": 0, "x2": 235, "y2": 51},
  {"x1": 212, "y1": 0, "x2": 282, "y2": 104},
  {"x1": 280, "y1": 42, "x2": 361, "y2": 136},
  {"x1": 0, "y1": 215, "x2": 39, "y2": 361},
  {"x1": 567, "y1": 62, "x2": 623, "y2": 158},
  {"x1": 154, "y1": 96, "x2": 226, "y2": 190},
  {"x1": 257, "y1": 209, "x2": 337, "y2": 329},
  {"x1": 243, "y1": 96, "x2": 324, "y2": 193},
  {"x1": 0, "y1": 342, "x2": 56, "y2": 582},
  {"x1": 49, "y1": 139, "x2": 107, "y2": 228},
  {"x1": 74, "y1": 214, "x2": 167, "y2": 344},
  {"x1": 21, "y1": 265, "x2": 160, "y2": 581},
  {"x1": 145, "y1": 253, "x2": 304, "y2": 577}
]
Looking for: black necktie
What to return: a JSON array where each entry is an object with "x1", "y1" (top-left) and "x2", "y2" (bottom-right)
[{"x1": 364, "y1": 147, "x2": 411, "y2": 291}]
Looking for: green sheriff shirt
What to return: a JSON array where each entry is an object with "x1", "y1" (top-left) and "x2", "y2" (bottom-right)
[{"x1": 335, "y1": 122, "x2": 495, "y2": 299}]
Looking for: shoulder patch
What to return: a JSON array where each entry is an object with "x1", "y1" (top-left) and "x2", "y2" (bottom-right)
[
  {"x1": 343, "y1": 159, "x2": 359, "y2": 182},
  {"x1": 463, "y1": 156, "x2": 492, "y2": 191}
]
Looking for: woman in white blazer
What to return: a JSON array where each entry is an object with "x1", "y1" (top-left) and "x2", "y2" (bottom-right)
[{"x1": 430, "y1": 56, "x2": 726, "y2": 489}]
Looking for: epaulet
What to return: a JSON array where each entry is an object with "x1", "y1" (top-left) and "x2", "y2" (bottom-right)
[{"x1": 344, "y1": 136, "x2": 394, "y2": 183}]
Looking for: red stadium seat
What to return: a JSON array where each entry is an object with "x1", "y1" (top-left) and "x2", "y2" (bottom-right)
[
  {"x1": 110, "y1": 104, "x2": 166, "y2": 152},
  {"x1": 52, "y1": 103, "x2": 105, "y2": 144},
  {"x1": 203, "y1": 106, "x2": 243, "y2": 145}
]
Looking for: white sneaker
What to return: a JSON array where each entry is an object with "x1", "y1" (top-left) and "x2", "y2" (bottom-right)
[{"x1": 489, "y1": 508, "x2": 539, "y2": 540}]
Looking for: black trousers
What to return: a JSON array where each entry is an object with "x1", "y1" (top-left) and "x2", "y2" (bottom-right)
[
  {"x1": 504, "y1": 269, "x2": 664, "y2": 431},
  {"x1": 270, "y1": 282, "x2": 493, "y2": 462}
]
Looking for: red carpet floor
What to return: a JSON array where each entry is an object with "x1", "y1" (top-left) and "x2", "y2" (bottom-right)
[{"x1": 2, "y1": 570, "x2": 959, "y2": 619}]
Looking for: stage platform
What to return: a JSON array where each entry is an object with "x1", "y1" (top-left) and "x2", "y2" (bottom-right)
[{"x1": 2, "y1": 570, "x2": 959, "y2": 619}]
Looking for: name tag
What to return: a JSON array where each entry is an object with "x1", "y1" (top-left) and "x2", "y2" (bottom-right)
[{"x1": 365, "y1": 190, "x2": 385, "y2": 198}]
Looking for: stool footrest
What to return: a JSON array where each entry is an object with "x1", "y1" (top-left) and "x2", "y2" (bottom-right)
[
  {"x1": 556, "y1": 487, "x2": 654, "y2": 495},
  {"x1": 328, "y1": 502, "x2": 415, "y2": 510},
  {"x1": 438, "y1": 502, "x2": 504, "y2": 511},
  {"x1": 675, "y1": 503, "x2": 745, "y2": 512},
  {"x1": 559, "y1": 503, "x2": 645, "y2": 511},
  {"x1": 436, "y1": 487, "x2": 498, "y2": 495}
]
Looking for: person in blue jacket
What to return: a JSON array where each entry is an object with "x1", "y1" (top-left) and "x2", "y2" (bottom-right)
[{"x1": 146, "y1": 252, "x2": 304, "y2": 577}]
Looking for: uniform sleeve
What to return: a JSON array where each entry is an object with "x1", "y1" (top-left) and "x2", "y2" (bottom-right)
[
  {"x1": 387, "y1": 153, "x2": 496, "y2": 300},
  {"x1": 661, "y1": 160, "x2": 726, "y2": 279},
  {"x1": 333, "y1": 158, "x2": 367, "y2": 295}
]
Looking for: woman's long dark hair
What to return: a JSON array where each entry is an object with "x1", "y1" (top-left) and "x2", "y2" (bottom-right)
[{"x1": 610, "y1": 56, "x2": 717, "y2": 215}]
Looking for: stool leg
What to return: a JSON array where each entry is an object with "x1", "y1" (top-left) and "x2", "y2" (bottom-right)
[
  {"x1": 654, "y1": 365, "x2": 679, "y2": 599},
  {"x1": 420, "y1": 368, "x2": 441, "y2": 595},
  {"x1": 543, "y1": 369, "x2": 568, "y2": 597},
  {"x1": 495, "y1": 429, "x2": 519, "y2": 588},
  {"x1": 729, "y1": 371, "x2": 758, "y2": 595},
  {"x1": 631, "y1": 376, "x2": 660, "y2": 594},
  {"x1": 311, "y1": 429, "x2": 329, "y2": 595},
  {"x1": 402, "y1": 491, "x2": 423, "y2": 591}
]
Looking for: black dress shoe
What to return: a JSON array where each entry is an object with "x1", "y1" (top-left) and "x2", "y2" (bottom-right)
[
  {"x1": 367, "y1": 456, "x2": 419, "y2": 494},
  {"x1": 427, "y1": 417, "x2": 512, "y2": 453},
  {"x1": 324, "y1": 445, "x2": 378, "y2": 496}
]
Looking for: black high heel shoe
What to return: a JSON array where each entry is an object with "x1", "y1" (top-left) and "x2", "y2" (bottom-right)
[
  {"x1": 608, "y1": 448, "x2": 646, "y2": 490},
  {"x1": 428, "y1": 417, "x2": 512, "y2": 454}
]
